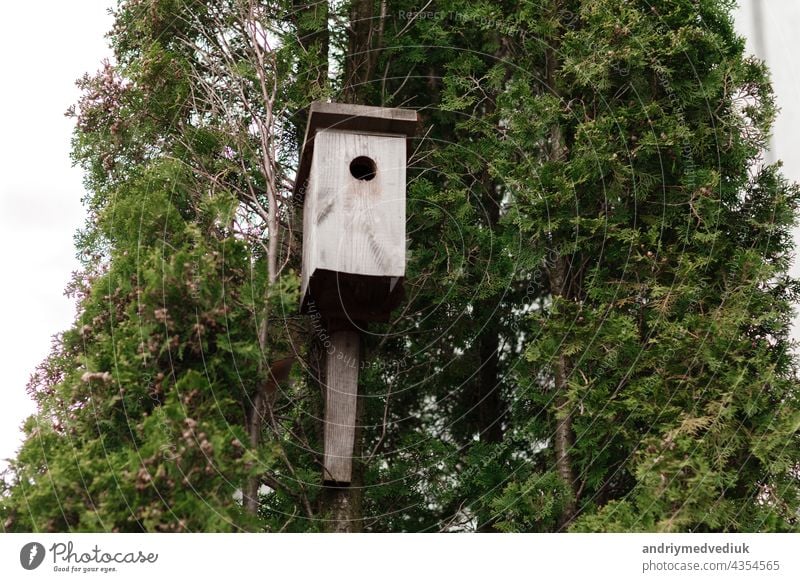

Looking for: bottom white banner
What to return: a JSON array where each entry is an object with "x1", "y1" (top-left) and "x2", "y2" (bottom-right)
[{"x1": 1, "y1": 533, "x2": 797, "y2": 581}]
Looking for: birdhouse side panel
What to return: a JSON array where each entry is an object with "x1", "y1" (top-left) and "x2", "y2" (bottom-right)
[
  {"x1": 300, "y1": 161, "x2": 318, "y2": 302},
  {"x1": 310, "y1": 130, "x2": 406, "y2": 278}
]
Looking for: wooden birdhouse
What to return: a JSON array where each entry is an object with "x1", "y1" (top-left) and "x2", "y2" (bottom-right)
[
  {"x1": 296, "y1": 101, "x2": 419, "y2": 323},
  {"x1": 295, "y1": 101, "x2": 418, "y2": 486}
]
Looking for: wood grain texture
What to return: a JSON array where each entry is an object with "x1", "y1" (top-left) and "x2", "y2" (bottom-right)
[
  {"x1": 306, "y1": 101, "x2": 418, "y2": 135},
  {"x1": 323, "y1": 330, "x2": 360, "y2": 484},
  {"x1": 294, "y1": 101, "x2": 419, "y2": 201},
  {"x1": 301, "y1": 129, "x2": 406, "y2": 302}
]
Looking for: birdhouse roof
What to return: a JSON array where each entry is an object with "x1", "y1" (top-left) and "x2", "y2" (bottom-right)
[{"x1": 294, "y1": 101, "x2": 420, "y2": 199}]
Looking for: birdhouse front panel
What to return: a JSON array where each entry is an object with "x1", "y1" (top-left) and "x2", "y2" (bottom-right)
[{"x1": 301, "y1": 129, "x2": 406, "y2": 305}]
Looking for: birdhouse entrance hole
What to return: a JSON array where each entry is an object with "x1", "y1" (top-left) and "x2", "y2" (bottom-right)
[{"x1": 349, "y1": 156, "x2": 377, "y2": 181}]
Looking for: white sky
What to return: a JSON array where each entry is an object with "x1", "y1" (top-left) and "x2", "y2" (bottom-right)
[
  {"x1": 0, "y1": 1, "x2": 799, "y2": 469},
  {"x1": 0, "y1": 2, "x2": 115, "y2": 469}
]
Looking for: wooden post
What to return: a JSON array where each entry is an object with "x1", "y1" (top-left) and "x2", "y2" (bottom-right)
[
  {"x1": 294, "y1": 102, "x2": 418, "y2": 528},
  {"x1": 323, "y1": 329, "x2": 360, "y2": 484}
]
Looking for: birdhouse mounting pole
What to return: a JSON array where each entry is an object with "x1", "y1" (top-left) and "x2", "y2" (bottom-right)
[
  {"x1": 322, "y1": 328, "x2": 360, "y2": 484},
  {"x1": 295, "y1": 101, "x2": 418, "y2": 525}
]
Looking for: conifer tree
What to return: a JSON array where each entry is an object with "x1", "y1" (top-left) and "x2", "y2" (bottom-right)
[{"x1": 2, "y1": 0, "x2": 798, "y2": 533}]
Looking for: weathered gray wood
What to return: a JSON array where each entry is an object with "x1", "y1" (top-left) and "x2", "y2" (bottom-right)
[
  {"x1": 301, "y1": 129, "x2": 406, "y2": 302},
  {"x1": 305, "y1": 101, "x2": 418, "y2": 136},
  {"x1": 323, "y1": 330, "x2": 360, "y2": 484},
  {"x1": 294, "y1": 101, "x2": 419, "y2": 200}
]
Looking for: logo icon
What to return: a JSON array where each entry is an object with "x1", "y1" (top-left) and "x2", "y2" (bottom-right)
[{"x1": 20, "y1": 542, "x2": 46, "y2": 570}]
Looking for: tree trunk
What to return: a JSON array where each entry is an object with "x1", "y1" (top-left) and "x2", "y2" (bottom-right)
[
  {"x1": 477, "y1": 326, "x2": 504, "y2": 445},
  {"x1": 474, "y1": 319, "x2": 504, "y2": 533},
  {"x1": 477, "y1": 175, "x2": 504, "y2": 447},
  {"x1": 554, "y1": 354, "x2": 577, "y2": 528},
  {"x1": 322, "y1": 488, "x2": 360, "y2": 532},
  {"x1": 550, "y1": 256, "x2": 578, "y2": 529},
  {"x1": 543, "y1": 23, "x2": 578, "y2": 526},
  {"x1": 470, "y1": 158, "x2": 506, "y2": 532},
  {"x1": 343, "y1": 0, "x2": 377, "y2": 104}
]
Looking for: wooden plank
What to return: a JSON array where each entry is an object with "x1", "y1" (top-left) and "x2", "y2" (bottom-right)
[
  {"x1": 300, "y1": 147, "x2": 318, "y2": 302},
  {"x1": 305, "y1": 130, "x2": 406, "y2": 290},
  {"x1": 294, "y1": 101, "x2": 419, "y2": 201},
  {"x1": 323, "y1": 330, "x2": 360, "y2": 484},
  {"x1": 306, "y1": 101, "x2": 419, "y2": 136},
  {"x1": 301, "y1": 128, "x2": 406, "y2": 304}
]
